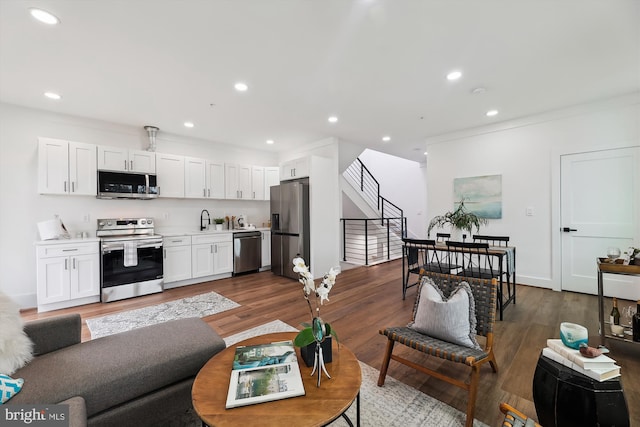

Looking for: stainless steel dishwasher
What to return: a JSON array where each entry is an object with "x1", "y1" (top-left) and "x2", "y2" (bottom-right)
[{"x1": 233, "y1": 231, "x2": 262, "y2": 275}]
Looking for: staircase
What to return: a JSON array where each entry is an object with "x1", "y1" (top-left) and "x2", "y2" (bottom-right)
[{"x1": 341, "y1": 158, "x2": 405, "y2": 266}]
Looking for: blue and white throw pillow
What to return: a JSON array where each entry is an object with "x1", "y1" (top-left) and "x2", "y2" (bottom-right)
[{"x1": 0, "y1": 374, "x2": 24, "y2": 404}]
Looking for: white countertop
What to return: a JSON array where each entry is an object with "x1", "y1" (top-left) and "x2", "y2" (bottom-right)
[
  {"x1": 158, "y1": 227, "x2": 270, "y2": 237},
  {"x1": 35, "y1": 237, "x2": 101, "y2": 246}
]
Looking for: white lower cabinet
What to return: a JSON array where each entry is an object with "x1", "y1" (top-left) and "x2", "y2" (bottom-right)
[
  {"x1": 36, "y1": 241, "x2": 100, "y2": 312},
  {"x1": 191, "y1": 234, "x2": 233, "y2": 278},
  {"x1": 261, "y1": 231, "x2": 271, "y2": 267},
  {"x1": 163, "y1": 236, "x2": 192, "y2": 283}
]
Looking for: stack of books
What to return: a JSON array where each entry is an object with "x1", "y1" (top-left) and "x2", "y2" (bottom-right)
[
  {"x1": 226, "y1": 340, "x2": 306, "y2": 408},
  {"x1": 543, "y1": 339, "x2": 620, "y2": 382}
]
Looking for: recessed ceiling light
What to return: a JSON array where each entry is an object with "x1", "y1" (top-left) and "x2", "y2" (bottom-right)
[
  {"x1": 424, "y1": 151, "x2": 429, "y2": 156},
  {"x1": 184, "y1": 122, "x2": 194, "y2": 128},
  {"x1": 382, "y1": 136, "x2": 391, "y2": 142},
  {"x1": 234, "y1": 82, "x2": 248, "y2": 92},
  {"x1": 44, "y1": 92, "x2": 61, "y2": 100},
  {"x1": 29, "y1": 8, "x2": 60, "y2": 25},
  {"x1": 266, "y1": 139, "x2": 274, "y2": 145},
  {"x1": 471, "y1": 87, "x2": 486, "y2": 94},
  {"x1": 328, "y1": 116, "x2": 338, "y2": 123},
  {"x1": 446, "y1": 70, "x2": 462, "y2": 81},
  {"x1": 486, "y1": 109, "x2": 499, "y2": 117}
]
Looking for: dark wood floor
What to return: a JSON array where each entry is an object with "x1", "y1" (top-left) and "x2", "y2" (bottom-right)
[{"x1": 21, "y1": 259, "x2": 640, "y2": 426}]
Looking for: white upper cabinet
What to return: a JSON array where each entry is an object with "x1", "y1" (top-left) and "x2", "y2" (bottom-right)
[
  {"x1": 206, "y1": 161, "x2": 225, "y2": 199},
  {"x1": 225, "y1": 163, "x2": 252, "y2": 199},
  {"x1": 264, "y1": 167, "x2": 280, "y2": 200},
  {"x1": 97, "y1": 146, "x2": 155, "y2": 173},
  {"x1": 156, "y1": 153, "x2": 185, "y2": 198},
  {"x1": 251, "y1": 166, "x2": 265, "y2": 200},
  {"x1": 280, "y1": 157, "x2": 309, "y2": 181},
  {"x1": 38, "y1": 137, "x2": 97, "y2": 196},
  {"x1": 184, "y1": 156, "x2": 207, "y2": 198},
  {"x1": 184, "y1": 157, "x2": 226, "y2": 199}
]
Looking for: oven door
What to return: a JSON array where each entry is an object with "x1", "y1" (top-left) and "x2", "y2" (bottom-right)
[{"x1": 101, "y1": 238, "x2": 163, "y2": 288}]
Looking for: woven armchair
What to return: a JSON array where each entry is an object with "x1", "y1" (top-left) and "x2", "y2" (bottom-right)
[{"x1": 378, "y1": 272, "x2": 498, "y2": 427}]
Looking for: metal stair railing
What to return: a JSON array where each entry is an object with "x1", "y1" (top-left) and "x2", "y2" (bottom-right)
[{"x1": 341, "y1": 217, "x2": 406, "y2": 265}]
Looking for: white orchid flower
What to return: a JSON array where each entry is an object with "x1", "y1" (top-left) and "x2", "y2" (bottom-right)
[
  {"x1": 316, "y1": 285, "x2": 330, "y2": 304},
  {"x1": 292, "y1": 257, "x2": 309, "y2": 274}
]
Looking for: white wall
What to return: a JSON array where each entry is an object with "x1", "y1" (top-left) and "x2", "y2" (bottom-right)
[
  {"x1": 0, "y1": 103, "x2": 278, "y2": 307},
  {"x1": 425, "y1": 93, "x2": 640, "y2": 289},
  {"x1": 358, "y1": 149, "x2": 427, "y2": 239}
]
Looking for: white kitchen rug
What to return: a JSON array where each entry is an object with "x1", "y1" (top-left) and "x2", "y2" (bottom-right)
[{"x1": 85, "y1": 291, "x2": 239, "y2": 339}]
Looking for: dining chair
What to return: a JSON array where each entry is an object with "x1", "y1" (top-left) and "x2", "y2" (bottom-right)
[
  {"x1": 473, "y1": 235, "x2": 510, "y2": 247},
  {"x1": 446, "y1": 241, "x2": 494, "y2": 280},
  {"x1": 402, "y1": 238, "x2": 453, "y2": 299}
]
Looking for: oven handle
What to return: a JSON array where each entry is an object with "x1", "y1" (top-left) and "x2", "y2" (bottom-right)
[
  {"x1": 102, "y1": 239, "x2": 163, "y2": 252},
  {"x1": 137, "y1": 242, "x2": 163, "y2": 249}
]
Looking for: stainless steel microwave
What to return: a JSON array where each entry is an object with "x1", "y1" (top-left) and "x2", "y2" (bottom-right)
[{"x1": 97, "y1": 170, "x2": 159, "y2": 199}]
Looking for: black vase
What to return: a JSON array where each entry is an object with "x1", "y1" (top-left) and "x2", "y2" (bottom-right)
[{"x1": 300, "y1": 337, "x2": 332, "y2": 367}]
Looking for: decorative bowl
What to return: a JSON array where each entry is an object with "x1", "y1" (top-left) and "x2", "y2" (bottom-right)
[{"x1": 560, "y1": 322, "x2": 588, "y2": 349}]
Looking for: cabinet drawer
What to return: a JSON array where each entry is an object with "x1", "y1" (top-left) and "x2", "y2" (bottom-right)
[
  {"x1": 191, "y1": 233, "x2": 232, "y2": 245},
  {"x1": 37, "y1": 242, "x2": 98, "y2": 258},
  {"x1": 163, "y1": 236, "x2": 192, "y2": 247}
]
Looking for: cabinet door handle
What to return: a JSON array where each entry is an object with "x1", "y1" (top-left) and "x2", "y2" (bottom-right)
[
  {"x1": 65, "y1": 259, "x2": 68, "y2": 270},
  {"x1": 163, "y1": 249, "x2": 167, "y2": 259},
  {"x1": 72, "y1": 181, "x2": 75, "y2": 192},
  {"x1": 124, "y1": 160, "x2": 128, "y2": 170},
  {"x1": 210, "y1": 245, "x2": 213, "y2": 254},
  {"x1": 72, "y1": 258, "x2": 76, "y2": 269},
  {"x1": 215, "y1": 244, "x2": 218, "y2": 253},
  {"x1": 208, "y1": 189, "x2": 210, "y2": 197},
  {"x1": 62, "y1": 248, "x2": 78, "y2": 252},
  {"x1": 130, "y1": 160, "x2": 133, "y2": 171},
  {"x1": 64, "y1": 181, "x2": 67, "y2": 192},
  {"x1": 203, "y1": 188, "x2": 206, "y2": 197},
  {"x1": 253, "y1": 191, "x2": 255, "y2": 199}
]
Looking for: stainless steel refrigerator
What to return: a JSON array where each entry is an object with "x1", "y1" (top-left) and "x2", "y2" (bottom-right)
[{"x1": 270, "y1": 179, "x2": 310, "y2": 280}]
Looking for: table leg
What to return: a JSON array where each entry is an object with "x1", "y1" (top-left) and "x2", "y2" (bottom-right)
[{"x1": 598, "y1": 269, "x2": 605, "y2": 345}]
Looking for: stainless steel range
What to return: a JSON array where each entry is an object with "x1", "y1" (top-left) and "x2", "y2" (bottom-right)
[{"x1": 97, "y1": 217, "x2": 163, "y2": 302}]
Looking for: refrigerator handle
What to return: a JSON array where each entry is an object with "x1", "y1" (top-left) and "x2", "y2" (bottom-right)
[{"x1": 271, "y1": 213, "x2": 279, "y2": 231}]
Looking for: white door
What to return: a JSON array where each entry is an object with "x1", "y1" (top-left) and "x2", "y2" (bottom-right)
[
  {"x1": 192, "y1": 243, "x2": 214, "y2": 278},
  {"x1": 69, "y1": 141, "x2": 97, "y2": 195},
  {"x1": 156, "y1": 153, "x2": 185, "y2": 198},
  {"x1": 38, "y1": 138, "x2": 69, "y2": 194},
  {"x1": 97, "y1": 146, "x2": 128, "y2": 171},
  {"x1": 70, "y1": 253, "x2": 100, "y2": 299},
  {"x1": 251, "y1": 166, "x2": 265, "y2": 200},
  {"x1": 561, "y1": 147, "x2": 640, "y2": 299},
  {"x1": 206, "y1": 161, "x2": 225, "y2": 199},
  {"x1": 184, "y1": 156, "x2": 207, "y2": 199},
  {"x1": 213, "y1": 241, "x2": 233, "y2": 274},
  {"x1": 37, "y1": 256, "x2": 70, "y2": 304},
  {"x1": 129, "y1": 150, "x2": 156, "y2": 173}
]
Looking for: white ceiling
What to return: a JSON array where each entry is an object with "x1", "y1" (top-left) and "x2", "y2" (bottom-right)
[{"x1": 1, "y1": 0, "x2": 638, "y2": 161}]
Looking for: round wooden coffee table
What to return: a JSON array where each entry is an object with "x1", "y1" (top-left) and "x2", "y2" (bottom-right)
[{"x1": 192, "y1": 332, "x2": 362, "y2": 427}]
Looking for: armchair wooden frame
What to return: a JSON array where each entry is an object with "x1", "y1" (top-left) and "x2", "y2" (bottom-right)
[{"x1": 378, "y1": 272, "x2": 499, "y2": 427}]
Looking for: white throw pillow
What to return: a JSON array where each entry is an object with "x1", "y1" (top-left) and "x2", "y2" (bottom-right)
[
  {"x1": 409, "y1": 278, "x2": 480, "y2": 349},
  {"x1": 0, "y1": 291, "x2": 33, "y2": 375}
]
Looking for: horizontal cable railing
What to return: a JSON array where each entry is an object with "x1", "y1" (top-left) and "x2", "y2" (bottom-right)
[{"x1": 341, "y1": 218, "x2": 406, "y2": 265}]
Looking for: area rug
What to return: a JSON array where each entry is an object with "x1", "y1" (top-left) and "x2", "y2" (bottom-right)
[
  {"x1": 214, "y1": 320, "x2": 489, "y2": 427},
  {"x1": 85, "y1": 291, "x2": 239, "y2": 339}
]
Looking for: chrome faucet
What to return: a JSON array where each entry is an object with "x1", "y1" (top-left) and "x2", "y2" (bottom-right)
[{"x1": 200, "y1": 209, "x2": 211, "y2": 231}]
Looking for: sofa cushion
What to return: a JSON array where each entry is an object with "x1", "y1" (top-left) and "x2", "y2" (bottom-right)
[{"x1": 11, "y1": 317, "x2": 225, "y2": 416}]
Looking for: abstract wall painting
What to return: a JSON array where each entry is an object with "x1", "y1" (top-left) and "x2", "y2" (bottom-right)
[{"x1": 453, "y1": 174, "x2": 502, "y2": 219}]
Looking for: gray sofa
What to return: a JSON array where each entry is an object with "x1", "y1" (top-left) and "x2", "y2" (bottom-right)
[{"x1": 10, "y1": 314, "x2": 226, "y2": 427}]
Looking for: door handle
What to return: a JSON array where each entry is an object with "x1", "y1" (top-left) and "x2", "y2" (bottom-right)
[{"x1": 562, "y1": 227, "x2": 578, "y2": 232}]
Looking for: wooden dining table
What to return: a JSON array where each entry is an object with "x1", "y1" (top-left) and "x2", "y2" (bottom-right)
[{"x1": 404, "y1": 241, "x2": 516, "y2": 320}]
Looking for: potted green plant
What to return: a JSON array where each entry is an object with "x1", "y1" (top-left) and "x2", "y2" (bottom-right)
[
  {"x1": 213, "y1": 218, "x2": 225, "y2": 230},
  {"x1": 427, "y1": 198, "x2": 488, "y2": 240}
]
